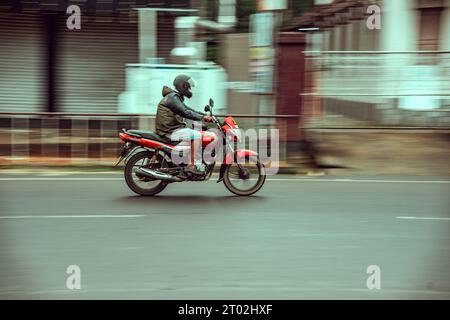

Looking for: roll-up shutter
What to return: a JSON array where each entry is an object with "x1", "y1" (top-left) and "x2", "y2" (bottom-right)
[
  {"x1": 55, "y1": 15, "x2": 138, "y2": 113},
  {"x1": 0, "y1": 12, "x2": 46, "y2": 112}
]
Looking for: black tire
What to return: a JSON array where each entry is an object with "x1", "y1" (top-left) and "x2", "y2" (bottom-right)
[
  {"x1": 222, "y1": 158, "x2": 266, "y2": 196},
  {"x1": 124, "y1": 151, "x2": 167, "y2": 196}
]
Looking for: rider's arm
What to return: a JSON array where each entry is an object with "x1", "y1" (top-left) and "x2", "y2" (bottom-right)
[
  {"x1": 167, "y1": 94, "x2": 205, "y2": 121},
  {"x1": 185, "y1": 104, "x2": 206, "y2": 115}
]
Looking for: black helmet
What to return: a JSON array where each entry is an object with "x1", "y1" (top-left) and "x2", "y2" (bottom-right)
[{"x1": 173, "y1": 74, "x2": 196, "y2": 99}]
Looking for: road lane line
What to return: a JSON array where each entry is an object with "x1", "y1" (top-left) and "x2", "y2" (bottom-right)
[
  {"x1": 0, "y1": 177, "x2": 449, "y2": 184},
  {"x1": 0, "y1": 177, "x2": 122, "y2": 181},
  {"x1": 0, "y1": 214, "x2": 146, "y2": 219},
  {"x1": 265, "y1": 178, "x2": 450, "y2": 183},
  {"x1": 396, "y1": 216, "x2": 450, "y2": 221},
  {"x1": 0, "y1": 287, "x2": 449, "y2": 297}
]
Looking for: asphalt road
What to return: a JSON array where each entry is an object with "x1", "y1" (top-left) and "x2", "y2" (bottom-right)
[{"x1": 0, "y1": 173, "x2": 449, "y2": 299}]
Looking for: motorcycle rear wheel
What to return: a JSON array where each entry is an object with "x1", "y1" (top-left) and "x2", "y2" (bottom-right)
[{"x1": 124, "y1": 151, "x2": 168, "y2": 196}]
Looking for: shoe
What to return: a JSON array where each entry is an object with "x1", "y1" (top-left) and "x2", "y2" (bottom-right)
[
  {"x1": 185, "y1": 164, "x2": 205, "y2": 176},
  {"x1": 177, "y1": 169, "x2": 188, "y2": 180}
]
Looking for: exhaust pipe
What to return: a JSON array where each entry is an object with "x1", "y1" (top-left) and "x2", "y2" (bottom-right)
[{"x1": 135, "y1": 168, "x2": 182, "y2": 182}]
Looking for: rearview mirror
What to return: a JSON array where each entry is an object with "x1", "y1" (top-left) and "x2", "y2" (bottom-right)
[
  {"x1": 209, "y1": 98, "x2": 214, "y2": 108},
  {"x1": 204, "y1": 105, "x2": 211, "y2": 112}
]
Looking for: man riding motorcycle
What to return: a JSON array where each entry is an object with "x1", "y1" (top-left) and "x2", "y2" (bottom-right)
[{"x1": 155, "y1": 74, "x2": 214, "y2": 176}]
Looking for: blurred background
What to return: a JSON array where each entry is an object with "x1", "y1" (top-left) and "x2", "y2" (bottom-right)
[
  {"x1": 0, "y1": 0, "x2": 449, "y2": 300},
  {"x1": 0, "y1": 0, "x2": 449, "y2": 174}
]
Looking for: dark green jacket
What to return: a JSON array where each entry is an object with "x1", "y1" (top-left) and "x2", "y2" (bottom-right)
[{"x1": 155, "y1": 86, "x2": 205, "y2": 136}]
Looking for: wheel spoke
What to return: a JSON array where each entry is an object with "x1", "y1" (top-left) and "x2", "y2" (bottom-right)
[
  {"x1": 131, "y1": 156, "x2": 164, "y2": 189},
  {"x1": 226, "y1": 161, "x2": 262, "y2": 193}
]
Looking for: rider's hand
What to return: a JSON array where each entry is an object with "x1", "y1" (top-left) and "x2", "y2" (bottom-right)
[{"x1": 203, "y1": 115, "x2": 214, "y2": 123}]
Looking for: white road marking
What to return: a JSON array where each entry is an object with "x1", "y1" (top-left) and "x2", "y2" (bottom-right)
[
  {"x1": 0, "y1": 177, "x2": 122, "y2": 181},
  {"x1": 396, "y1": 216, "x2": 450, "y2": 221},
  {"x1": 265, "y1": 178, "x2": 450, "y2": 184},
  {"x1": 0, "y1": 287, "x2": 449, "y2": 297},
  {"x1": 0, "y1": 214, "x2": 146, "y2": 219},
  {"x1": 0, "y1": 177, "x2": 449, "y2": 184}
]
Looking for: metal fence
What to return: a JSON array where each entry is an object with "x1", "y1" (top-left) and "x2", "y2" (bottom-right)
[
  {"x1": 0, "y1": 113, "x2": 295, "y2": 166},
  {"x1": 302, "y1": 51, "x2": 450, "y2": 127}
]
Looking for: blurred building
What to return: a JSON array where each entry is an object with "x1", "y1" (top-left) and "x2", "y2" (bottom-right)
[
  {"x1": 0, "y1": 0, "x2": 196, "y2": 113},
  {"x1": 286, "y1": 0, "x2": 450, "y2": 126}
]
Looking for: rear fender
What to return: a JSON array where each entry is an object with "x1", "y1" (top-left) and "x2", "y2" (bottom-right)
[
  {"x1": 118, "y1": 144, "x2": 166, "y2": 166},
  {"x1": 123, "y1": 146, "x2": 146, "y2": 163}
]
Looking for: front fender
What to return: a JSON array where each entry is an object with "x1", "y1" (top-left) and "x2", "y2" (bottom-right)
[
  {"x1": 225, "y1": 149, "x2": 258, "y2": 164},
  {"x1": 217, "y1": 150, "x2": 259, "y2": 183}
]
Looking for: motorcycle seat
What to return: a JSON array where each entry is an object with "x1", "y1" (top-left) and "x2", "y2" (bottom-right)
[{"x1": 126, "y1": 130, "x2": 175, "y2": 145}]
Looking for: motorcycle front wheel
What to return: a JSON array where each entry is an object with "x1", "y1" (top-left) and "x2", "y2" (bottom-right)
[{"x1": 222, "y1": 157, "x2": 266, "y2": 196}]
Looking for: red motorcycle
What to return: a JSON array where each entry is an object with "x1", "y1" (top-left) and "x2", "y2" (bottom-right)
[{"x1": 117, "y1": 99, "x2": 266, "y2": 196}]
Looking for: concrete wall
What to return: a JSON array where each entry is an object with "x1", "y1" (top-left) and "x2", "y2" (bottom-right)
[
  {"x1": 380, "y1": 0, "x2": 418, "y2": 53},
  {"x1": 219, "y1": 33, "x2": 258, "y2": 115},
  {"x1": 441, "y1": 0, "x2": 450, "y2": 51}
]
